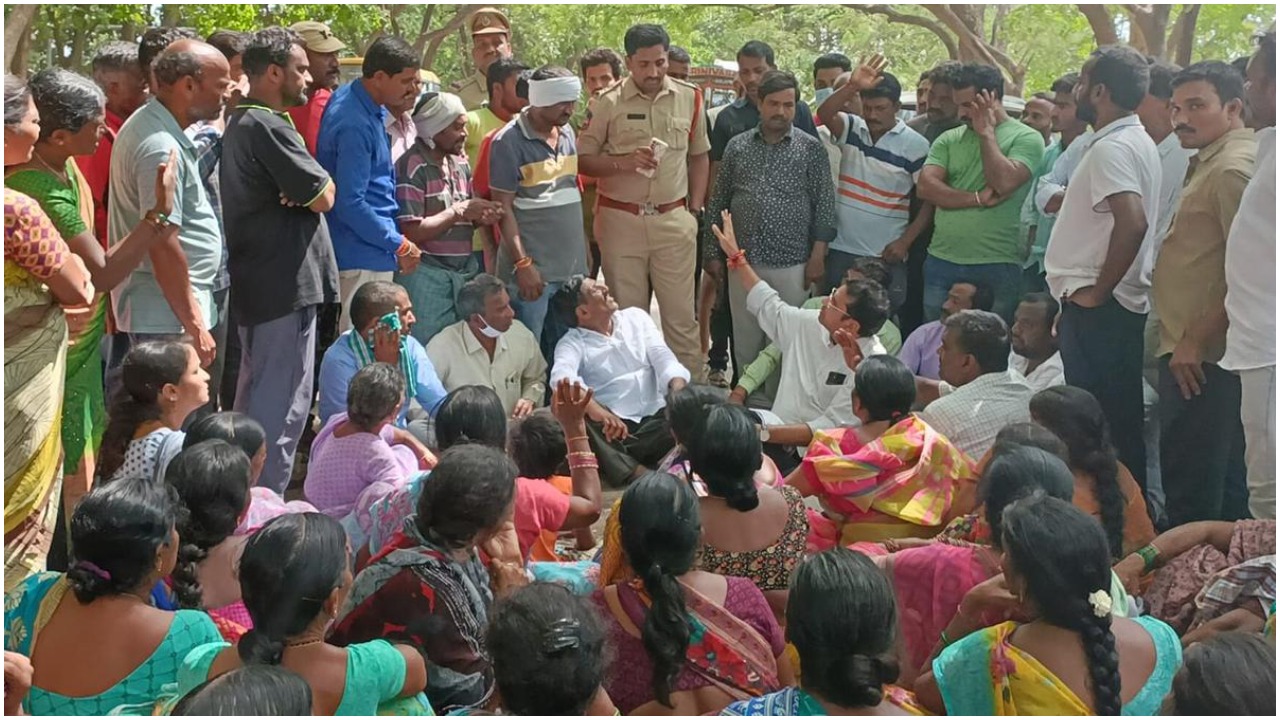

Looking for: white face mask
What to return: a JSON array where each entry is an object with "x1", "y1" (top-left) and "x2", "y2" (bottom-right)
[
  {"x1": 475, "y1": 315, "x2": 504, "y2": 339},
  {"x1": 814, "y1": 86, "x2": 835, "y2": 105}
]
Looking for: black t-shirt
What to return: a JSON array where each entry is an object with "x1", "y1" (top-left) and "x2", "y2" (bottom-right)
[
  {"x1": 709, "y1": 98, "x2": 819, "y2": 162},
  {"x1": 220, "y1": 100, "x2": 339, "y2": 326}
]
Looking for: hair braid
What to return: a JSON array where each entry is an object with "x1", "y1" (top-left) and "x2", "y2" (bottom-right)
[{"x1": 1077, "y1": 600, "x2": 1122, "y2": 716}]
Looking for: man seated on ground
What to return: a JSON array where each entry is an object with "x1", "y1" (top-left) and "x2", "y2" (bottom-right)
[
  {"x1": 918, "y1": 309, "x2": 1034, "y2": 459},
  {"x1": 318, "y1": 281, "x2": 449, "y2": 441},
  {"x1": 730, "y1": 256, "x2": 902, "y2": 405},
  {"x1": 1009, "y1": 291, "x2": 1064, "y2": 391},
  {"x1": 549, "y1": 276, "x2": 690, "y2": 487},
  {"x1": 427, "y1": 273, "x2": 546, "y2": 420},
  {"x1": 898, "y1": 279, "x2": 993, "y2": 380},
  {"x1": 713, "y1": 211, "x2": 890, "y2": 454}
]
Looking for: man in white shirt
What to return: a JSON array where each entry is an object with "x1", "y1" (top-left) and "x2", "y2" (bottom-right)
[
  {"x1": 1009, "y1": 292, "x2": 1064, "y2": 392},
  {"x1": 1223, "y1": 29, "x2": 1276, "y2": 519},
  {"x1": 711, "y1": 211, "x2": 890, "y2": 451},
  {"x1": 920, "y1": 309, "x2": 1034, "y2": 459},
  {"x1": 550, "y1": 276, "x2": 690, "y2": 486},
  {"x1": 426, "y1": 273, "x2": 547, "y2": 420},
  {"x1": 1044, "y1": 45, "x2": 1162, "y2": 494}
]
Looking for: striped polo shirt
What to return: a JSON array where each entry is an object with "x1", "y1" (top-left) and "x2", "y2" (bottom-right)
[
  {"x1": 830, "y1": 113, "x2": 929, "y2": 257},
  {"x1": 488, "y1": 111, "x2": 586, "y2": 283}
]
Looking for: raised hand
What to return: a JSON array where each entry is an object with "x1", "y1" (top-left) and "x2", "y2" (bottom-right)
[
  {"x1": 551, "y1": 379, "x2": 594, "y2": 429},
  {"x1": 710, "y1": 210, "x2": 741, "y2": 259},
  {"x1": 851, "y1": 53, "x2": 889, "y2": 91}
]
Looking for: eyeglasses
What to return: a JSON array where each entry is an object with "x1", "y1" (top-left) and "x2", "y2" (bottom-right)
[{"x1": 824, "y1": 287, "x2": 851, "y2": 320}]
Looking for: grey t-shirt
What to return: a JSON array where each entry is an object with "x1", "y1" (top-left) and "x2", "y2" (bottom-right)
[
  {"x1": 220, "y1": 100, "x2": 339, "y2": 326},
  {"x1": 487, "y1": 111, "x2": 586, "y2": 284}
]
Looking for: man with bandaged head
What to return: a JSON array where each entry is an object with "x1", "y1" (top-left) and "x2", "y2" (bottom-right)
[
  {"x1": 392, "y1": 91, "x2": 504, "y2": 346},
  {"x1": 488, "y1": 66, "x2": 588, "y2": 364}
]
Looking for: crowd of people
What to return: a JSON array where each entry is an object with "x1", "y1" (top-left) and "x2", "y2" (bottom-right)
[{"x1": 2, "y1": 5, "x2": 1277, "y2": 715}]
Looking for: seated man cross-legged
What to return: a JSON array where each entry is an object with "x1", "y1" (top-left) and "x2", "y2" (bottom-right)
[{"x1": 550, "y1": 276, "x2": 690, "y2": 486}]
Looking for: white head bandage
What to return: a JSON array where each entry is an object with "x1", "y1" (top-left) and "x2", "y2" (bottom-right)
[
  {"x1": 528, "y1": 76, "x2": 582, "y2": 108},
  {"x1": 412, "y1": 92, "x2": 467, "y2": 146}
]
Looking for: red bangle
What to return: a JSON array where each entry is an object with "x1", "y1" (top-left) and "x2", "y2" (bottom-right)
[{"x1": 727, "y1": 250, "x2": 747, "y2": 269}]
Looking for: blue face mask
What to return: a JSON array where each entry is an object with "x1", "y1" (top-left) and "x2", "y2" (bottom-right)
[{"x1": 814, "y1": 87, "x2": 835, "y2": 105}]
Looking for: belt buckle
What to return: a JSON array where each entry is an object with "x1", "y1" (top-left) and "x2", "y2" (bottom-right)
[{"x1": 639, "y1": 202, "x2": 657, "y2": 216}]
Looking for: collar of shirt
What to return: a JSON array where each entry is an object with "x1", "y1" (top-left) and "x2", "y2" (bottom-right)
[
  {"x1": 350, "y1": 79, "x2": 387, "y2": 123},
  {"x1": 140, "y1": 97, "x2": 198, "y2": 153},
  {"x1": 386, "y1": 110, "x2": 413, "y2": 132},
  {"x1": 752, "y1": 123, "x2": 796, "y2": 142},
  {"x1": 1085, "y1": 114, "x2": 1143, "y2": 150},
  {"x1": 1189, "y1": 126, "x2": 1255, "y2": 168},
  {"x1": 460, "y1": 321, "x2": 508, "y2": 357},
  {"x1": 731, "y1": 97, "x2": 753, "y2": 110},
  {"x1": 622, "y1": 75, "x2": 675, "y2": 101}
]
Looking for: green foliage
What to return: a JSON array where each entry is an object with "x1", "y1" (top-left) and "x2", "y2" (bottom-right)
[{"x1": 13, "y1": 2, "x2": 1276, "y2": 97}]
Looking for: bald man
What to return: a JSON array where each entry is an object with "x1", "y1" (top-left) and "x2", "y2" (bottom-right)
[{"x1": 105, "y1": 39, "x2": 233, "y2": 388}]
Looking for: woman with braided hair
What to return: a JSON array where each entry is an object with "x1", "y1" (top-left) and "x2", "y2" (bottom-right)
[
  {"x1": 722, "y1": 547, "x2": 925, "y2": 716},
  {"x1": 916, "y1": 495, "x2": 1181, "y2": 715}
]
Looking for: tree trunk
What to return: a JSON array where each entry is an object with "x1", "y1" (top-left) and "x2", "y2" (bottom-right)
[
  {"x1": 160, "y1": 4, "x2": 183, "y2": 28},
  {"x1": 1077, "y1": 4, "x2": 1119, "y2": 47},
  {"x1": 69, "y1": 23, "x2": 87, "y2": 72},
  {"x1": 1124, "y1": 3, "x2": 1172, "y2": 59},
  {"x1": 4, "y1": 4, "x2": 40, "y2": 72},
  {"x1": 1169, "y1": 4, "x2": 1202, "y2": 66},
  {"x1": 924, "y1": 3, "x2": 1026, "y2": 95}
]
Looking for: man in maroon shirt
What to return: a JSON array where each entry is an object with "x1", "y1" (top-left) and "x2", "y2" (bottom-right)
[
  {"x1": 76, "y1": 41, "x2": 150, "y2": 248},
  {"x1": 288, "y1": 20, "x2": 346, "y2": 155}
]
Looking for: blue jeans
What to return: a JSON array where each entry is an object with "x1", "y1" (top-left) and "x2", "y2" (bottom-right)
[
  {"x1": 923, "y1": 255, "x2": 1023, "y2": 323},
  {"x1": 510, "y1": 280, "x2": 567, "y2": 367}
]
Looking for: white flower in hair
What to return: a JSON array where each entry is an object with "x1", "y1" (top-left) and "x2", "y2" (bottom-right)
[{"x1": 1088, "y1": 589, "x2": 1112, "y2": 618}]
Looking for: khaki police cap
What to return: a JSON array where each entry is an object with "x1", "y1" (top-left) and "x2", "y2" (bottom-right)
[
  {"x1": 290, "y1": 21, "x2": 346, "y2": 53},
  {"x1": 469, "y1": 7, "x2": 510, "y2": 37}
]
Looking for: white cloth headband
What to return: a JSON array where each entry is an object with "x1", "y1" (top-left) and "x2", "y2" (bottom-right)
[
  {"x1": 412, "y1": 92, "x2": 467, "y2": 146},
  {"x1": 528, "y1": 76, "x2": 582, "y2": 107}
]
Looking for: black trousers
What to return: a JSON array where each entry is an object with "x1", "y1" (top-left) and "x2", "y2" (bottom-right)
[
  {"x1": 1059, "y1": 299, "x2": 1148, "y2": 494},
  {"x1": 694, "y1": 213, "x2": 735, "y2": 377},
  {"x1": 583, "y1": 411, "x2": 677, "y2": 488},
  {"x1": 1158, "y1": 357, "x2": 1249, "y2": 526}
]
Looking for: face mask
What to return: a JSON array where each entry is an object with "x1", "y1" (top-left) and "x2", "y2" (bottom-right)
[
  {"x1": 814, "y1": 87, "x2": 835, "y2": 105},
  {"x1": 476, "y1": 316, "x2": 504, "y2": 339}
]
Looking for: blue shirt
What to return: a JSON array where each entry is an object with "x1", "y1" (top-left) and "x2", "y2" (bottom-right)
[
  {"x1": 316, "y1": 81, "x2": 402, "y2": 272},
  {"x1": 108, "y1": 98, "x2": 224, "y2": 333},
  {"x1": 317, "y1": 330, "x2": 448, "y2": 426}
]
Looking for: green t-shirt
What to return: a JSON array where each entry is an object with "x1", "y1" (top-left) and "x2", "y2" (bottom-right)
[{"x1": 925, "y1": 120, "x2": 1046, "y2": 265}]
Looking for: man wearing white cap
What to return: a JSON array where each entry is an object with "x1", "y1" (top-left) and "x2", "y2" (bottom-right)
[
  {"x1": 393, "y1": 92, "x2": 503, "y2": 345},
  {"x1": 288, "y1": 20, "x2": 346, "y2": 155},
  {"x1": 453, "y1": 7, "x2": 514, "y2": 111},
  {"x1": 488, "y1": 66, "x2": 588, "y2": 364}
]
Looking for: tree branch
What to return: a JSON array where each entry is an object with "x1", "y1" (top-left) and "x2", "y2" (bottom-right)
[
  {"x1": 844, "y1": 3, "x2": 959, "y2": 59},
  {"x1": 1077, "y1": 4, "x2": 1119, "y2": 47},
  {"x1": 4, "y1": 4, "x2": 40, "y2": 72},
  {"x1": 1170, "y1": 4, "x2": 1202, "y2": 66},
  {"x1": 418, "y1": 4, "x2": 472, "y2": 69}
]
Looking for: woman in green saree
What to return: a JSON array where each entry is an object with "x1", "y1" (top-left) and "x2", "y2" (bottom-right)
[
  {"x1": 4, "y1": 74, "x2": 95, "y2": 590},
  {"x1": 4, "y1": 68, "x2": 176, "y2": 526}
]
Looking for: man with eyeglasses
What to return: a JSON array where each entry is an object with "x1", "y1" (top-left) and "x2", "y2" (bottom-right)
[{"x1": 711, "y1": 210, "x2": 890, "y2": 471}]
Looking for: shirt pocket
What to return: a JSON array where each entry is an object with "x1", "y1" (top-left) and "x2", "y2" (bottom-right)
[
  {"x1": 667, "y1": 116, "x2": 692, "y2": 152},
  {"x1": 611, "y1": 118, "x2": 653, "y2": 153}
]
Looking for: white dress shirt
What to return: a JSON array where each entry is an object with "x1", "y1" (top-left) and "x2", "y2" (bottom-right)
[
  {"x1": 920, "y1": 369, "x2": 1034, "y2": 460},
  {"x1": 1044, "y1": 115, "x2": 1162, "y2": 314},
  {"x1": 426, "y1": 319, "x2": 547, "y2": 417},
  {"x1": 1008, "y1": 350, "x2": 1065, "y2": 392},
  {"x1": 745, "y1": 280, "x2": 887, "y2": 430},
  {"x1": 1222, "y1": 127, "x2": 1276, "y2": 372},
  {"x1": 550, "y1": 307, "x2": 691, "y2": 422}
]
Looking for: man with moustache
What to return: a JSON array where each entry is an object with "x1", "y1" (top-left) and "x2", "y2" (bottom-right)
[
  {"x1": 1153, "y1": 61, "x2": 1255, "y2": 525},
  {"x1": 817, "y1": 57, "x2": 931, "y2": 306},
  {"x1": 1044, "y1": 44, "x2": 1161, "y2": 495},
  {"x1": 221, "y1": 27, "x2": 338, "y2": 493},
  {"x1": 318, "y1": 36, "x2": 424, "y2": 333},
  {"x1": 578, "y1": 23, "x2": 710, "y2": 379},
  {"x1": 489, "y1": 66, "x2": 588, "y2": 364},
  {"x1": 1223, "y1": 29, "x2": 1276, "y2": 520},
  {"x1": 394, "y1": 92, "x2": 503, "y2": 346},
  {"x1": 710, "y1": 40, "x2": 819, "y2": 167},
  {"x1": 288, "y1": 20, "x2": 345, "y2": 155},
  {"x1": 907, "y1": 61, "x2": 963, "y2": 142},
  {"x1": 107, "y1": 39, "x2": 232, "y2": 374},
  {"x1": 704, "y1": 70, "x2": 836, "y2": 395},
  {"x1": 452, "y1": 7, "x2": 514, "y2": 111}
]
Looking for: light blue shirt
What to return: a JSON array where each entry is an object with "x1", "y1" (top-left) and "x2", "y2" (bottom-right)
[
  {"x1": 108, "y1": 98, "x2": 223, "y2": 333},
  {"x1": 317, "y1": 330, "x2": 448, "y2": 426}
]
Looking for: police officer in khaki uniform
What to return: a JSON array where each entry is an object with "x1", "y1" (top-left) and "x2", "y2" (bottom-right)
[
  {"x1": 577, "y1": 24, "x2": 711, "y2": 379},
  {"x1": 451, "y1": 7, "x2": 513, "y2": 111}
]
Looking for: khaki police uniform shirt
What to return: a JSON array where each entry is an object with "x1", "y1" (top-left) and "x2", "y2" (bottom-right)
[
  {"x1": 577, "y1": 75, "x2": 711, "y2": 206},
  {"x1": 1153, "y1": 127, "x2": 1256, "y2": 363},
  {"x1": 452, "y1": 70, "x2": 489, "y2": 112}
]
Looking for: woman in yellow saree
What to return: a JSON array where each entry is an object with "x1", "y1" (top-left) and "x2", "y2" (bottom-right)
[
  {"x1": 4, "y1": 68, "x2": 176, "y2": 536},
  {"x1": 3, "y1": 74, "x2": 95, "y2": 590},
  {"x1": 916, "y1": 495, "x2": 1181, "y2": 715}
]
